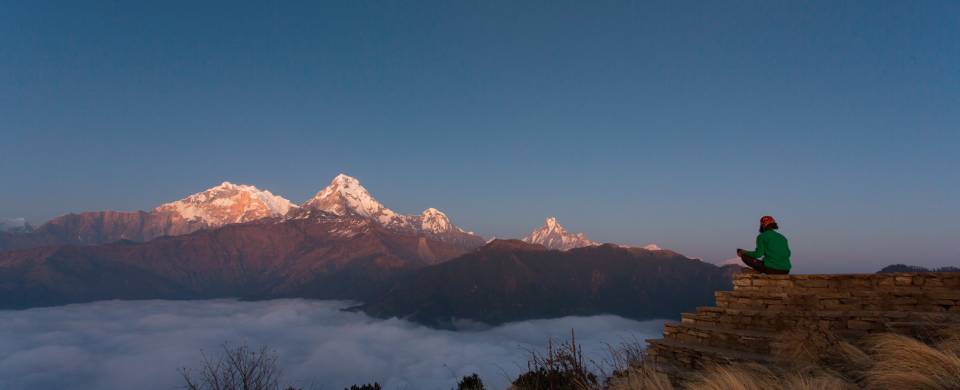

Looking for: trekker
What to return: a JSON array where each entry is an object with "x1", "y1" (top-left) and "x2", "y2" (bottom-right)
[{"x1": 737, "y1": 215, "x2": 792, "y2": 274}]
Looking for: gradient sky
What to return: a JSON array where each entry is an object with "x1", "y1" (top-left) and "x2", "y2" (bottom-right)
[{"x1": 2, "y1": 1, "x2": 958, "y2": 272}]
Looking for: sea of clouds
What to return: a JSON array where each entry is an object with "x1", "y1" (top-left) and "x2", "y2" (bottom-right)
[{"x1": 0, "y1": 299, "x2": 665, "y2": 390}]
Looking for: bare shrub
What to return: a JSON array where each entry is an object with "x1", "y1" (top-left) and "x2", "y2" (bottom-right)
[
  {"x1": 180, "y1": 343, "x2": 283, "y2": 390},
  {"x1": 345, "y1": 384, "x2": 381, "y2": 390},
  {"x1": 601, "y1": 337, "x2": 647, "y2": 376},
  {"x1": 511, "y1": 330, "x2": 599, "y2": 390},
  {"x1": 601, "y1": 337, "x2": 673, "y2": 390},
  {"x1": 456, "y1": 373, "x2": 486, "y2": 390}
]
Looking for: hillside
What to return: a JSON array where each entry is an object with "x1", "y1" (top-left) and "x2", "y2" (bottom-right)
[
  {"x1": 356, "y1": 240, "x2": 736, "y2": 327},
  {"x1": 0, "y1": 213, "x2": 476, "y2": 309}
]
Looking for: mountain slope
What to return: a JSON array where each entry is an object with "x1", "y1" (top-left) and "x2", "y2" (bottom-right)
[
  {"x1": 356, "y1": 240, "x2": 735, "y2": 328},
  {"x1": 0, "y1": 182, "x2": 295, "y2": 252},
  {"x1": 522, "y1": 217, "x2": 597, "y2": 250},
  {"x1": 0, "y1": 212, "x2": 475, "y2": 309},
  {"x1": 154, "y1": 181, "x2": 296, "y2": 227},
  {"x1": 298, "y1": 174, "x2": 484, "y2": 247}
]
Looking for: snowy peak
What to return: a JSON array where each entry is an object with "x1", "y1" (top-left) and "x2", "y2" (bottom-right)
[
  {"x1": 419, "y1": 208, "x2": 459, "y2": 234},
  {"x1": 522, "y1": 217, "x2": 598, "y2": 251},
  {"x1": 302, "y1": 174, "x2": 409, "y2": 227},
  {"x1": 300, "y1": 174, "x2": 481, "y2": 246},
  {"x1": 545, "y1": 216, "x2": 561, "y2": 230},
  {"x1": 155, "y1": 182, "x2": 296, "y2": 226}
]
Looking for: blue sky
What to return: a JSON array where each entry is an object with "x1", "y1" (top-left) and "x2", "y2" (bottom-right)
[{"x1": 2, "y1": 1, "x2": 957, "y2": 272}]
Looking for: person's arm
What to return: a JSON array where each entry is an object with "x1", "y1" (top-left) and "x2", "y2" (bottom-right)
[{"x1": 743, "y1": 234, "x2": 766, "y2": 259}]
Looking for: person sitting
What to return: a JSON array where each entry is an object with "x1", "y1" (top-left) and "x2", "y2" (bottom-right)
[{"x1": 737, "y1": 215, "x2": 791, "y2": 274}]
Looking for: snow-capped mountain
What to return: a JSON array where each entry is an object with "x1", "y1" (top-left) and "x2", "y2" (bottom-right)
[
  {"x1": 300, "y1": 174, "x2": 484, "y2": 247},
  {"x1": 156, "y1": 181, "x2": 296, "y2": 226},
  {"x1": 419, "y1": 208, "x2": 457, "y2": 234},
  {"x1": 522, "y1": 217, "x2": 598, "y2": 251},
  {"x1": 0, "y1": 175, "x2": 487, "y2": 252},
  {"x1": 302, "y1": 174, "x2": 412, "y2": 228},
  {"x1": 0, "y1": 182, "x2": 298, "y2": 251}
]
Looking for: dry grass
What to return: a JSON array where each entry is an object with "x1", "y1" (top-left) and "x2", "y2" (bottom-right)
[
  {"x1": 865, "y1": 333, "x2": 960, "y2": 390},
  {"x1": 935, "y1": 326, "x2": 960, "y2": 356},
  {"x1": 770, "y1": 322, "x2": 872, "y2": 383},
  {"x1": 606, "y1": 364, "x2": 674, "y2": 390},
  {"x1": 687, "y1": 364, "x2": 777, "y2": 390},
  {"x1": 770, "y1": 320, "x2": 841, "y2": 366},
  {"x1": 594, "y1": 328, "x2": 960, "y2": 390},
  {"x1": 684, "y1": 364, "x2": 854, "y2": 390}
]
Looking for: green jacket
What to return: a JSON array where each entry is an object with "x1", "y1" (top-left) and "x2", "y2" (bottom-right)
[{"x1": 745, "y1": 229, "x2": 792, "y2": 271}]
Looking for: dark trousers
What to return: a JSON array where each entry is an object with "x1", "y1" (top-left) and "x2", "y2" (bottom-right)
[{"x1": 739, "y1": 254, "x2": 789, "y2": 274}]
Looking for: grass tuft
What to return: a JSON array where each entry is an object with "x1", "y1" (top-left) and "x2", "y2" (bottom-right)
[{"x1": 865, "y1": 333, "x2": 960, "y2": 390}]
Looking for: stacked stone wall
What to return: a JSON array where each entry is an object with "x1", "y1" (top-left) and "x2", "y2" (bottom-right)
[{"x1": 645, "y1": 272, "x2": 960, "y2": 379}]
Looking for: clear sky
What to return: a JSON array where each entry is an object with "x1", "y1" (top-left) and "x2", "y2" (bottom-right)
[{"x1": 2, "y1": 1, "x2": 957, "y2": 272}]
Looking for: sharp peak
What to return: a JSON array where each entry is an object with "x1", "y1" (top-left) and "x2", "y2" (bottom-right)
[
  {"x1": 315, "y1": 174, "x2": 376, "y2": 200},
  {"x1": 421, "y1": 207, "x2": 446, "y2": 216},
  {"x1": 543, "y1": 216, "x2": 565, "y2": 229},
  {"x1": 330, "y1": 173, "x2": 362, "y2": 186}
]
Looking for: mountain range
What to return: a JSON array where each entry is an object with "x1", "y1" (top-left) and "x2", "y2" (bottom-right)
[
  {"x1": 1, "y1": 175, "x2": 656, "y2": 253},
  {"x1": 0, "y1": 174, "x2": 735, "y2": 325},
  {"x1": 356, "y1": 239, "x2": 735, "y2": 328},
  {"x1": 0, "y1": 175, "x2": 483, "y2": 252}
]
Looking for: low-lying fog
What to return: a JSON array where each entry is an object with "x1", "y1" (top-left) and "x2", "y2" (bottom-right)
[{"x1": 0, "y1": 299, "x2": 665, "y2": 390}]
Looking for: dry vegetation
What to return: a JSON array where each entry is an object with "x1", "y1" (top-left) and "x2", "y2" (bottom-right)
[
  {"x1": 182, "y1": 327, "x2": 960, "y2": 389},
  {"x1": 515, "y1": 327, "x2": 960, "y2": 390}
]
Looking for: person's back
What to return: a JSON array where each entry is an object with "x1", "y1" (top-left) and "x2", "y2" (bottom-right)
[
  {"x1": 738, "y1": 215, "x2": 792, "y2": 274},
  {"x1": 755, "y1": 228, "x2": 791, "y2": 271}
]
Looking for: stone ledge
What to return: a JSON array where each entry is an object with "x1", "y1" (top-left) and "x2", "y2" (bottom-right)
[
  {"x1": 732, "y1": 272, "x2": 960, "y2": 291},
  {"x1": 649, "y1": 271, "x2": 960, "y2": 383}
]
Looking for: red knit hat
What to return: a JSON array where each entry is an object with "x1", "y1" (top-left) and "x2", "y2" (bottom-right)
[{"x1": 760, "y1": 215, "x2": 776, "y2": 228}]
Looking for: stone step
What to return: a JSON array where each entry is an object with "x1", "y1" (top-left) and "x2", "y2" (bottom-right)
[
  {"x1": 684, "y1": 306, "x2": 960, "y2": 332},
  {"x1": 732, "y1": 272, "x2": 960, "y2": 294},
  {"x1": 715, "y1": 289, "x2": 960, "y2": 312},
  {"x1": 663, "y1": 321, "x2": 777, "y2": 354},
  {"x1": 648, "y1": 272, "x2": 960, "y2": 381},
  {"x1": 646, "y1": 338, "x2": 775, "y2": 371}
]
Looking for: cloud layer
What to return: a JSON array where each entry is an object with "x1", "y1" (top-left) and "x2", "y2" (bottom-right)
[{"x1": 0, "y1": 299, "x2": 664, "y2": 390}]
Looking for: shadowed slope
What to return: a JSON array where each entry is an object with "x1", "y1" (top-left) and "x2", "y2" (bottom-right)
[
  {"x1": 357, "y1": 240, "x2": 734, "y2": 328},
  {"x1": 0, "y1": 213, "x2": 478, "y2": 309}
]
